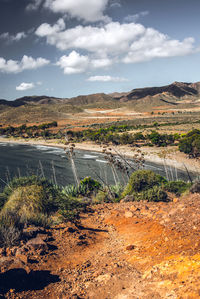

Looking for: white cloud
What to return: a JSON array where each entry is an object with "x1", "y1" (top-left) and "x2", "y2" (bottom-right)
[
  {"x1": 0, "y1": 31, "x2": 27, "y2": 43},
  {"x1": 0, "y1": 55, "x2": 50, "y2": 73},
  {"x1": 16, "y1": 82, "x2": 35, "y2": 91},
  {"x1": 36, "y1": 20, "x2": 145, "y2": 54},
  {"x1": 36, "y1": 19, "x2": 196, "y2": 68},
  {"x1": 123, "y1": 31, "x2": 195, "y2": 63},
  {"x1": 44, "y1": 0, "x2": 109, "y2": 22},
  {"x1": 91, "y1": 57, "x2": 113, "y2": 68},
  {"x1": 87, "y1": 75, "x2": 128, "y2": 82},
  {"x1": 26, "y1": 0, "x2": 43, "y2": 11},
  {"x1": 124, "y1": 11, "x2": 149, "y2": 23},
  {"x1": 35, "y1": 18, "x2": 65, "y2": 37},
  {"x1": 56, "y1": 51, "x2": 89, "y2": 74},
  {"x1": 56, "y1": 51, "x2": 113, "y2": 74}
]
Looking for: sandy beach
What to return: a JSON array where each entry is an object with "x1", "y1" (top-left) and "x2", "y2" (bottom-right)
[{"x1": 0, "y1": 137, "x2": 199, "y2": 174}]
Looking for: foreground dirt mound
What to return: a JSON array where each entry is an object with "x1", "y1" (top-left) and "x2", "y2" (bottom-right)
[{"x1": 0, "y1": 194, "x2": 200, "y2": 298}]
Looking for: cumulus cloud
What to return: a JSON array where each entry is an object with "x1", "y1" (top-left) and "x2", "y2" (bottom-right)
[
  {"x1": 44, "y1": 0, "x2": 110, "y2": 22},
  {"x1": 56, "y1": 51, "x2": 89, "y2": 74},
  {"x1": 26, "y1": 0, "x2": 43, "y2": 11},
  {"x1": 16, "y1": 82, "x2": 35, "y2": 91},
  {"x1": 0, "y1": 31, "x2": 27, "y2": 43},
  {"x1": 0, "y1": 55, "x2": 50, "y2": 73},
  {"x1": 36, "y1": 20, "x2": 145, "y2": 54},
  {"x1": 36, "y1": 20, "x2": 195, "y2": 65},
  {"x1": 87, "y1": 75, "x2": 128, "y2": 82},
  {"x1": 123, "y1": 32, "x2": 194, "y2": 63},
  {"x1": 56, "y1": 51, "x2": 113, "y2": 74},
  {"x1": 35, "y1": 19, "x2": 196, "y2": 75}
]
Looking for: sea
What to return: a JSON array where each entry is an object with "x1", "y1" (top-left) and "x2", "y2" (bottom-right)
[{"x1": 0, "y1": 142, "x2": 197, "y2": 191}]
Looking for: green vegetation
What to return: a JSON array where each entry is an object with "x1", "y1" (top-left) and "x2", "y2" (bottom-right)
[
  {"x1": 179, "y1": 129, "x2": 200, "y2": 157},
  {"x1": 0, "y1": 167, "x2": 194, "y2": 248},
  {"x1": 122, "y1": 170, "x2": 168, "y2": 202},
  {"x1": 0, "y1": 121, "x2": 58, "y2": 138},
  {"x1": 164, "y1": 181, "x2": 191, "y2": 196},
  {"x1": 0, "y1": 176, "x2": 87, "y2": 247}
]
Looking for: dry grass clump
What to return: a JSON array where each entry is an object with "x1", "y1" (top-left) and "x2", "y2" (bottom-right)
[{"x1": 2, "y1": 185, "x2": 48, "y2": 218}]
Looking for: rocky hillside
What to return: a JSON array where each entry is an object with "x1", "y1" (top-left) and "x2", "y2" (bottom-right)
[
  {"x1": 1, "y1": 81, "x2": 200, "y2": 108},
  {"x1": 111, "y1": 81, "x2": 200, "y2": 102},
  {"x1": 0, "y1": 194, "x2": 199, "y2": 298}
]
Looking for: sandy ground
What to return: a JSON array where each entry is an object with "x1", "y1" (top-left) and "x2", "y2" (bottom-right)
[{"x1": 0, "y1": 137, "x2": 200, "y2": 174}]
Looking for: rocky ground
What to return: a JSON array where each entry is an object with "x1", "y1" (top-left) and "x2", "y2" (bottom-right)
[{"x1": 0, "y1": 193, "x2": 200, "y2": 299}]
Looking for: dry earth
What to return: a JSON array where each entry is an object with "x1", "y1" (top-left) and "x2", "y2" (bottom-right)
[{"x1": 0, "y1": 193, "x2": 200, "y2": 299}]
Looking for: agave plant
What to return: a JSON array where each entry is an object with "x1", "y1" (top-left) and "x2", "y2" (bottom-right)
[{"x1": 62, "y1": 185, "x2": 80, "y2": 198}]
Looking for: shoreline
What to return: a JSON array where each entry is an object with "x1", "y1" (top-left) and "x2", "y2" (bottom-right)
[{"x1": 0, "y1": 137, "x2": 199, "y2": 174}]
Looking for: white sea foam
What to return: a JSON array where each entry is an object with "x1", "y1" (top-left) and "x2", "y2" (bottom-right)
[
  {"x1": 83, "y1": 154, "x2": 98, "y2": 159},
  {"x1": 96, "y1": 159, "x2": 108, "y2": 163}
]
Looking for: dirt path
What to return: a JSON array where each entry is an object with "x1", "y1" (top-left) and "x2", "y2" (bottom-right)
[{"x1": 1, "y1": 195, "x2": 200, "y2": 298}]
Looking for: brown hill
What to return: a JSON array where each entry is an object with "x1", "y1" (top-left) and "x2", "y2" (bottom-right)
[{"x1": 111, "y1": 81, "x2": 200, "y2": 102}]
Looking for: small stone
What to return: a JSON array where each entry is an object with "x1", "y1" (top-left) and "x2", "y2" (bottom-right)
[
  {"x1": 173, "y1": 198, "x2": 179, "y2": 203},
  {"x1": 126, "y1": 245, "x2": 135, "y2": 251},
  {"x1": 26, "y1": 236, "x2": 48, "y2": 251},
  {"x1": 124, "y1": 211, "x2": 133, "y2": 218}
]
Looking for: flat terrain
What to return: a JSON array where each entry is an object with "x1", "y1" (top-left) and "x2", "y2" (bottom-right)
[{"x1": 1, "y1": 193, "x2": 200, "y2": 298}]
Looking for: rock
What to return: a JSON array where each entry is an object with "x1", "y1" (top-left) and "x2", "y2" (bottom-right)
[
  {"x1": 130, "y1": 206, "x2": 140, "y2": 212},
  {"x1": 96, "y1": 273, "x2": 111, "y2": 283},
  {"x1": 66, "y1": 227, "x2": 76, "y2": 233},
  {"x1": 126, "y1": 245, "x2": 135, "y2": 251},
  {"x1": 5, "y1": 247, "x2": 12, "y2": 257},
  {"x1": 16, "y1": 254, "x2": 28, "y2": 264},
  {"x1": 124, "y1": 211, "x2": 133, "y2": 218},
  {"x1": 173, "y1": 197, "x2": 179, "y2": 203},
  {"x1": 0, "y1": 248, "x2": 6, "y2": 256},
  {"x1": 26, "y1": 236, "x2": 48, "y2": 251},
  {"x1": 23, "y1": 226, "x2": 43, "y2": 239}
]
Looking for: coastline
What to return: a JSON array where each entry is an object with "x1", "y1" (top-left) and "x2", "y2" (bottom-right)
[{"x1": 0, "y1": 137, "x2": 199, "y2": 174}]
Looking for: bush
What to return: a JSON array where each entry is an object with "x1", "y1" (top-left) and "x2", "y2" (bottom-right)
[
  {"x1": 94, "y1": 190, "x2": 112, "y2": 203},
  {"x1": 190, "y1": 181, "x2": 200, "y2": 193},
  {"x1": 138, "y1": 186, "x2": 168, "y2": 202},
  {"x1": 80, "y1": 177, "x2": 101, "y2": 194},
  {"x1": 122, "y1": 170, "x2": 166, "y2": 197},
  {"x1": 164, "y1": 181, "x2": 191, "y2": 196},
  {"x1": 0, "y1": 212, "x2": 22, "y2": 247},
  {"x1": 179, "y1": 129, "x2": 200, "y2": 157},
  {"x1": 58, "y1": 198, "x2": 87, "y2": 222},
  {"x1": 0, "y1": 176, "x2": 62, "y2": 214}
]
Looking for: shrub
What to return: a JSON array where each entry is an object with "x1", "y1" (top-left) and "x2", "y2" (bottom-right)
[
  {"x1": 94, "y1": 190, "x2": 111, "y2": 203},
  {"x1": 164, "y1": 181, "x2": 191, "y2": 196},
  {"x1": 138, "y1": 186, "x2": 168, "y2": 202},
  {"x1": 58, "y1": 198, "x2": 87, "y2": 222},
  {"x1": 190, "y1": 181, "x2": 200, "y2": 193},
  {"x1": 0, "y1": 176, "x2": 61, "y2": 214},
  {"x1": 122, "y1": 170, "x2": 166, "y2": 197},
  {"x1": 0, "y1": 212, "x2": 22, "y2": 247},
  {"x1": 80, "y1": 177, "x2": 101, "y2": 194}
]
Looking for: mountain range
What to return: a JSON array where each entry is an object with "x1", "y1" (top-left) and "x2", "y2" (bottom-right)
[{"x1": 1, "y1": 81, "x2": 200, "y2": 108}]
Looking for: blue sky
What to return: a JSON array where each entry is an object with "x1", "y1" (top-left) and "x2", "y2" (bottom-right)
[{"x1": 0, "y1": 0, "x2": 200, "y2": 100}]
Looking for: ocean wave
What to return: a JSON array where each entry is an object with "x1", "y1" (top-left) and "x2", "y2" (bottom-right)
[
  {"x1": 96, "y1": 159, "x2": 108, "y2": 163},
  {"x1": 83, "y1": 154, "x2": 98, "y2": 159}
]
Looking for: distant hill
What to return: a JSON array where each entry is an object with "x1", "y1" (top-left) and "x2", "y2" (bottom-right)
[
  {"x1": 111, "y1": 81, "x2": 200, "y2": 102},
  {"x1": 1, "y1": 81, "x2": 200, "y2": 108},
  {"x1": 1, "y1": 81, "x2": 200, "y2": 123}
]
